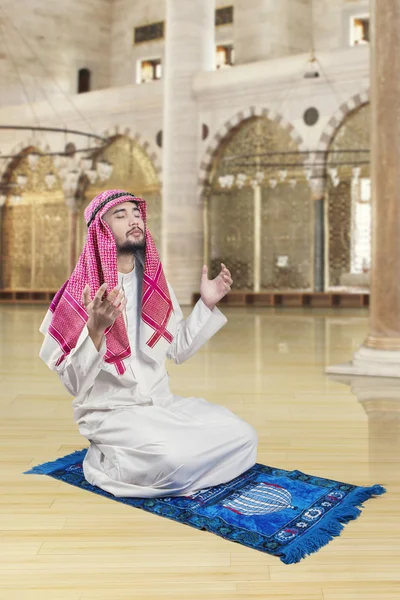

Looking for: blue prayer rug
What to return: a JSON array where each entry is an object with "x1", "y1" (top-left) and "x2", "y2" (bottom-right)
[{"x1": 25, "y1": 449, "x2": 385, "y2": 564}]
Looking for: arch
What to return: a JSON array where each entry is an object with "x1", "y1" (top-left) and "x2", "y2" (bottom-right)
[
  {"x1": 0, "y1": 147, "x2": 68, "y2": 291},
  {"x1": 204, "y1": 115, "x2": 312, "y2": 292},
  {"x1": 316, "y1": 90, "x2": 370, "y2": 154},
  {"x1": 324, "y1": 102, "x2": 371, "y2": 289},
  {"x1": 198, "y1": 106, "x2": 307, "y2": 194},
  {"x1": 101, "y1": 126, "x2": 162, "y2": 180},
  {"x1": 80, "y1": 133, "x2": 162, "y2": 253}
]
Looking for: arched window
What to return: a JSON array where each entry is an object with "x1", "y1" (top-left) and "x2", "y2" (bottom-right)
[{"x1": 78, "y1": 68, "x2": 91, "y2": 94}]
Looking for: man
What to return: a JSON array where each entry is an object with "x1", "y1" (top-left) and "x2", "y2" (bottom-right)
[{"x1": 40, "y1": 189, "x2": 257, "y2": 498}]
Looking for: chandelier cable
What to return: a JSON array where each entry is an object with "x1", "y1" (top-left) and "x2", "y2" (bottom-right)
[
  {"x1": 0, "y1": 18, "x2": 42, "y2": 131},
  {"x1": 0, "y1": 5, "x2": 97, "y2": 136}
]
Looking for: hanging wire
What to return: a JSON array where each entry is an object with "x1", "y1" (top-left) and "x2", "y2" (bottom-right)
[
  {"x1": 309, "y1": 0, "x2": 345, "y2": 107},
  {"x1": 309, "y1": 0, "x2": 315, "y2": 59},
  {"x1": 0, "y1": 18, "x2": 41, "y2": 131},
  {"x1": 276, "y1": 0, "x2": 317, "y2": 118},
  {"x1": 275, "y1": 61, "x2": 304, "y2": 117},
  {"x1": 302, "y1": 0, "x2": 317, "y2": 150},
  {"x1": 28, "y1": 51, "x2": 68, "y2": 131},
  {"x1": 277, "y1": 1, "x2": 345, "y2": 137},
  {"x1": 0, "y1": 22, "x2": 72, "y2": 159},
  {"x1": 315, "y1": 57, "x2": 346, "y2": 109},
  {"x1": 0, "y1": 4, "x2": 97, "y2": 135}
]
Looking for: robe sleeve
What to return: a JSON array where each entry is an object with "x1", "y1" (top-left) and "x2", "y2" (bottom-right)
[
  {"x1": 166, "y1": 283, "x2": 228, "y2": 365},
  {"x1": 40, "y1": 325, "x2": 107, "y2": 397}
]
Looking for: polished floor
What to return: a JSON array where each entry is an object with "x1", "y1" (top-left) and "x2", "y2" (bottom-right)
[{"x1": 0, "y1": 304, "x2": 399, "y2": 600}]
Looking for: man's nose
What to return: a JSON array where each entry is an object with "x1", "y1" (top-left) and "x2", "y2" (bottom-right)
[{"x1": 129, "y1": 215, "x2": 140, "y2": 227}]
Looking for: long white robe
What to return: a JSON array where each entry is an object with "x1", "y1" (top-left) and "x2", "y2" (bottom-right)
[{"x1": 40, "y1": 256, "x2": 257, "y2": 498}]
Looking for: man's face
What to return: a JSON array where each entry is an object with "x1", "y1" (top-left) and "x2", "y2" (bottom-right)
[{"x1": 103, "y1": 201, "x2": 146, "y2": 253}]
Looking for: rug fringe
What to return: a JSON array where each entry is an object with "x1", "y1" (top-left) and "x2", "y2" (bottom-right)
[
  {"x1": 24, "y1": 449, "x2": 88, "y2": 475},
  {"x1": 280, "y1": 484, "x2": 386, "y2": 564}
]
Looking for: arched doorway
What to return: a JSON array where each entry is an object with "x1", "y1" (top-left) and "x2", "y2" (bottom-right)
[
  {"x1": 79, "y1": 135, "x2": 162, "y2": 254},
  {"x1": 326, "y1": 104, "x2": 371, "y2": 289},
  {"x1": 1, "y1": 149, "x2": 68, "y2": 291},
  {"x1": 206, "y1": 116, "x2": 312, "y2": 291}
]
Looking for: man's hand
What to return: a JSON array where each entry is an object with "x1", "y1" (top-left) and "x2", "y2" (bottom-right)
[
  {"x1": 82, "y1": 283, "x2": 127, "y2": 350},
  {"x1": 200, "y1": 263, "x2": 233, "y2": 311}
]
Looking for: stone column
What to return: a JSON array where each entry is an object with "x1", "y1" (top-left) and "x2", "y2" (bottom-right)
[
  {"x1": 365, "y1": 0, "x2": 400, "y2": 350},
  {"x1": 311, "y1": 178, "x2": 326, "y2": 293},
  {"x1": 162, "y1": 0, "x2": 215, "y2": 304},
  {"x1": 0, "y1": 198, "x2": 5, "y2": 288},
  {"x1": 253, "y1": 185, "x2": 261, "y2": 293},
  {"x1": 326, "y1": 0, "x2": 400, "y2": 377},
  {"x1": 234, "y1": 0, "x2": 312, "y2": 65}
]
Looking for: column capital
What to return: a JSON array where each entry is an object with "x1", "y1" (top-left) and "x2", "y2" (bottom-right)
[{"x1": 310, "y1": 177, "x2": 326, "y2": 200}]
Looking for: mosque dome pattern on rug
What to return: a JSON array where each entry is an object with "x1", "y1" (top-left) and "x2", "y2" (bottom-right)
[{"x1": 222, "y1": 481, "x2": 293, "y2": 516}]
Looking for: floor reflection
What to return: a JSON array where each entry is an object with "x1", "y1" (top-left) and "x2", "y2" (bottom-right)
[{"x1": 328, "y1": 375, "x2": 400, "y2": 483}]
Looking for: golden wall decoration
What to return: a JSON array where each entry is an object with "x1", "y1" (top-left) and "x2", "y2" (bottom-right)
[
  {"x1": 261, "y1": 183, "x2": 312, "y2": 290},
  {"x1": 207, "y1": 117, "x2": 312, "y2": 291},
  {"x1": 208, "y1": 188, "x2": 254, "y2": 289},
  {"x1": 327, "y1": 180, "x2": 352, "y2": 287},
  {"x1": 80, "y1": 135, "x2": 162, "y2": 254},
  {"x1": 210, "y1": 117, "x2": 302, "y2": 184},
  {"x1": 327, "y1": 104, "x2": 370, "y2": 288},
  {"x1": 2, "y1": 205, "x2": 33, "y2": 289},
  {"x1": 1, "y1": 151, "x2": 69, "y2": 290}
]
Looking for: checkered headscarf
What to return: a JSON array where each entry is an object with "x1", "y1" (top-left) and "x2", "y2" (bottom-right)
[{"x1": 43, "y1": 189, "x2": 176, "y2": 374}]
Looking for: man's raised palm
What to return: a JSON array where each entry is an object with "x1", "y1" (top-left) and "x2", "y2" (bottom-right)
[{"x1": 200, "y1": 263, "x2": 233, "y2": 310}]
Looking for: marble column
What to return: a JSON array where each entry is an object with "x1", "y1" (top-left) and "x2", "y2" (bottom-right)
[
  {"x1": 0, "y1": 200, "x2": 4, "y2": 288},
  {"x1": 326, "y1": 0, "x2": 400, "y2": 377},
  {"x1": 162, "y1": 0, "x2": 215, "y2": 304},
  {"x1": 253, "y1": 185, "x2": 261, "y2": 293},
  {"x1": 365, "y1": 0, "x2": 400, "y2": 350},
  {"x1": 234, "y1": 0, "x2": 312, "y2": 65},
  {"x1": 311, "y1": 179, "x2": 326, "y2": 293}
]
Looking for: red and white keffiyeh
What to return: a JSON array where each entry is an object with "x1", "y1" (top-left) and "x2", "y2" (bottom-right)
[{"x1": 40, "y1": 189, "x2": 176, "y2": 374}]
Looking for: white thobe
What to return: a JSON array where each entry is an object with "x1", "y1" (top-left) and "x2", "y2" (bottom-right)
[{"x1": 46, "y1": 257, "x2": 257, "y2": 498}]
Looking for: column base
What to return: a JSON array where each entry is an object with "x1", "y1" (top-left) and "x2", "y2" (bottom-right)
[{"x1": 325, "y1": 344, "x2": 400, "y2": 378}]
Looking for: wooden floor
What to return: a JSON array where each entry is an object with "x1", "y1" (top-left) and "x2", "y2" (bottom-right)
[{"x1": 0, "y1": 304, "x2": 399, "y2": 600}]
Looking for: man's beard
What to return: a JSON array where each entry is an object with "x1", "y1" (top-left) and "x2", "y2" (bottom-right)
[{"x1": 117, "y1": 234, "x2": 146, "y2": 255}]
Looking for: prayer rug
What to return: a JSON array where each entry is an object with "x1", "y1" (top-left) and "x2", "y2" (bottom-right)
[{"x1": 25, "y1": 450, "x2": 385, "y2": 564}]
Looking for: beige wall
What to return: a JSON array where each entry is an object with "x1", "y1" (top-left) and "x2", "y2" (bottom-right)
[
  {"x1": 0, "y1": 0, "x2": 371, "y2": 110},
  {"x1": 0, "y1": 0, "x2": 112, "y2": 108},
  {"x1": 233, "y1": 0, "x2": 312, "y2": 64},
  {"x1": 313, "y1": 0, "x2": 369, "y2": 51},
  {"x1": 110, "y1": 0, "x2": 233, "y2": 87},
  {"x1": 110, "y1": 0, "x2": 370, "y2": 82}
]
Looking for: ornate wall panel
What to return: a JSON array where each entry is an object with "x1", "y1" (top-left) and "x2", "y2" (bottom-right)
[
  {"x1": 210, "y1": 117, "x2": 301, "y2": 184},
  {"x1": 327, "y1": 180, "x2": 352, "y2": 287},
  {"x1": 208, "y1": 189, "x2": 254, "y2": 289},
  {"x1": 82, "y1": 136, "x2": 161, "y2": 253},
  {"x1": 327, "y1": 104, "x2": 370, "y2": 288},
  {"x1": 34, "y1": 203, "x2": 70, "y2": 289},
  {"x1": 1, "y1": 205, "x2": 33, "y2": 289},
  {"x1": 261, "y1": 182, "x2": 312, "y2": 290},
  {"x1": 1, "y1": 151, "x2": 69, "y2": 290},
  {"x1": 207, "y1": 117, "x2": 312, "y2": 291}
]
